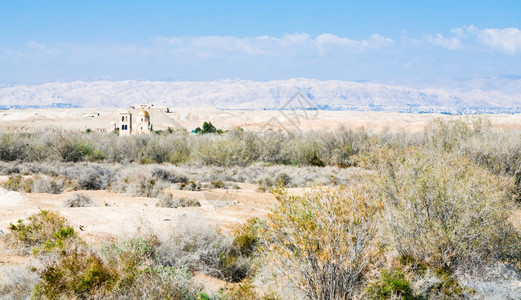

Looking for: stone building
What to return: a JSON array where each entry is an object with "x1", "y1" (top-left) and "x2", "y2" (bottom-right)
[{"x1": 118, "y1": 107, "x2": 152, "y2": 136}]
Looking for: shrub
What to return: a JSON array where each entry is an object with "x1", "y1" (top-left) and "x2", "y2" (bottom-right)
[
  {"x1": 34, "y1": 247, "x2": 116, "y2": 299},
  {"x1": 0, "y1": 134, "x2": 28, "y2": 161},
  {"x1": 280, "y1": 134, "x2": 325, "y2": 166},
  {"x1": 156, "y1": 191, "x2": 200, "y2": 208},
  {"x1": 74, "y1": 165, "x2": 113, "y2": 190},
  {"x1": 256, "y1": 176, "x2": 273, "y2": 193},
  {"x1": 155, "y1": 217, "x2": 251, "y2": 282},
  {"x1": 55, "y1": 135, "x2": 91, "y2": 162},
  {"x1": 156, "y1": 218, "x2": 228, "y2": 275},
  {"x1": 63, "y1": 193, "x2": 95, "y2": 207},
  {"x1": 219, "y1": 280, "x2": 259, "y2": 300},
  {"x1": 108, "y1": 266, "x2": 203, "y2": 299},
  {"x1": 0, "y1": 265, "x2": 39, "y2": 300},
  {"x1": 365, "y1": 148, "x2": 521, "y2": 270},
  {"x1": 4, "y1": 213, "x2": 206, "y2": 299},
  {"x1": 2, "y1": 174, "x2": 65, "y2": 194},
  {"x1": 274, "y1": 172, "x2": 291, "y2": 187},
  {"x1": 262, "y1": 186, "x2": 382, "y2": 299},
  {"x1": 6, "y1": 210, "x2": 76, "y2": 255},
  {"x1": 219, "y1": 219, "x2": 263, "y2": 283},
  {"x1": 99, "y1": 236, "x2": 204, "y2": 299},
  {"x1": 367, "y1": 269, "x2": 415, "y2": 300},
  {"x1": 30, "y1": 175, "x2": 64, "y2": 194},
  {"x1": 195, "y1": 121, "x2": 220, "y2": 134},
  {"x1": 193, "y1": 133, "x2": 260, "y2": 167},
  {"x1": 112, "y1": 172, "x2": 169, "y2": 198},
  {"x1": 2, "y1": 175, "x2": 32, "y2": 192},
  {"x1": 152, "y1": 168, "x2": 188, "y2": 184},
  {"x1": 178, "y1": 180, "x2": 202, "y2": 191},
  {"x1": 210, "y1": 180, "x2": 225, "y2": 189}
]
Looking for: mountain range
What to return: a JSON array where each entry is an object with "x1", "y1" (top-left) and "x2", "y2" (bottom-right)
[{"x1": 0, "y1": 77, "x2": 520, "y2": 114}]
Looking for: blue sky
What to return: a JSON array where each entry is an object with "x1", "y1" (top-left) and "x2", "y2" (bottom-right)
[{"x1": 1, "y1": 1, "x2": 520, "y2": 83}]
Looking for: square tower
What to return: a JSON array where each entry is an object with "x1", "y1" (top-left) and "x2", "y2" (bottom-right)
[{"x1": 119, "y1": 111, "x2": 132, "y2": 136}]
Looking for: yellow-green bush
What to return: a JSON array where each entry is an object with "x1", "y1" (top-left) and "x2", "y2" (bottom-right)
[
  {"x1": 262, "y1": 186, "x2": 382, "y2": 299},
  {"x1": 6, "y1": 210, "x2": 76, "y2": 255}
]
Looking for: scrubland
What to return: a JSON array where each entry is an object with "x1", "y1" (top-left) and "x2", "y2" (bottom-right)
[{"x1": 2, "y1": 117, "x2": 521, "y2": 299}]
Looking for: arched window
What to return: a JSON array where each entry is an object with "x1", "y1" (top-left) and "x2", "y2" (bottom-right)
[{"x1": 122, "y1": 116, "x2": 124, "y2": 121}]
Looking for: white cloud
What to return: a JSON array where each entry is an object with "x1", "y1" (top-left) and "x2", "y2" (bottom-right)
[
  {"x1": 315, "y1": 33, "x2": 392, "y2": 51},
  {"x1": 153, "y1": 33, "x2": 393, "y2": 57},
  {"x1": 450, "y1": 28, "x2": 467, "y2": 38},
  {"x1": 424, "y1": 26, "x2": 521, "y2": 54},
  {"x1": 473, "y1": 26, "x2": 521, "y2": 55},
  {"x1": 424, "y1": 33, "x2": 461, "y2": 50},
  {"x1": 25, "y1": 41, "x2": 46, "y2": 49}
]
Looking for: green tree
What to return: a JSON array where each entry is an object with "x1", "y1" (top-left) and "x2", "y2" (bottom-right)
[{"x1": 195, "y1": 121, "x2": 219, "y2": 134}]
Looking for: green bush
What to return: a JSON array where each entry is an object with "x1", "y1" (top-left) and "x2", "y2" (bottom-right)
[
  {"x1": 367, "y1": 269, "x2": 415, "y2": 300},
  {"x1": 34, "y1": 246, "x2": 117, "y2": 299},
  {"x1": 6, "y1": 210, "x2": 76, "y2": 255},
  {"x1": 195, "y1": 121, "x2": 222, "y2": 134}
]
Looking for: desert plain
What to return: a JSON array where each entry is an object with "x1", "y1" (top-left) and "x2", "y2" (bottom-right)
[{"x1": 2, "y1": 108, "x2": 521, "y2": 297}]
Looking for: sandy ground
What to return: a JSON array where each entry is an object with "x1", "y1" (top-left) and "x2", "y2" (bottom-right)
[
  {"x1": 0, "y1": 183, "x2": 279, "y2": 288},
  {"x1": 3, "y1": 107, "x2": 521, "y2": 133}
]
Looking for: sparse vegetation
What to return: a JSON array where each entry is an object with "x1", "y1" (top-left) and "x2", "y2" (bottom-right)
[
  {"x1": 5, "y1": 210, "x2": 77, "y2": 255},
  {"x1": 156, "y1": 191, "x2": 200, "y2": 208},
  {"x1": 3, "y1": 118, "x2": 521, "y2": 298}
]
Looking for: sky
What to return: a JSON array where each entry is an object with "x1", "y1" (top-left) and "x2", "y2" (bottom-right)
[{"x1": 1, "y1": 1, "x2": 521, "y2": 84}]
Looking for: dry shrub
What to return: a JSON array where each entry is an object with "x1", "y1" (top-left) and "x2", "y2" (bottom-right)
[
  {"x1": 156, "y1": 217, "x2": 252, "y2": 282},
  {"x1": 367, "y1": 148, "x2": 521, "y2": 270},
  {"x1": 256, "y1": 176, "x2": 273, "y2": 193},
  {"x1": 192, "y1": 133, "x2": 260, "y2": 167},
  {"x1": 152, "y1": 167, "x2": 188, "y2": 184},
  {"x1": 63, "y1": 192, "x2": 94, "y2": 207},
  {"x1": 178, "y1": 180, "x2": 202, "y2": 191},
  {"x1": 3, "y1": 175, "x2": 65, "y2": 194},
  {"x1": 262, "y1": 186, "x2": 382, "y2": 299},
  {"x1": 2, "y1": 175, "x2": 32, "y2": 192},
  {"x1": 0, "y1": 265, "x2": 39, "y2": 300},
  {"x1": 100, "y1": 236, "x2": 203, "y2": 299},
  {"x1": 111, "y1": 172, "x2": 169, "y2": 197},
  {"x1": 155, "y1": 191, "x2": 200, "y2": 208},
  {"x1": 106, "y1": 266, "x2": 202, "y2": 299},
  {"x1": 156, "y1": 218, "x2": 229, "y2": 276},
  {"x1": 74, "y1": 165, "x2": 114, "y2": 190},
  {"x1": 30, "y1": 175, "x2": 65, "y2": 194}
]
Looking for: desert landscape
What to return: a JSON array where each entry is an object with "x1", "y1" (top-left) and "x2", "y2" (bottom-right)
[
  {"x1": 4, "y1": 107, "x2": 521, "y2": 134},
  {"x1": 2, "y1": 110, "x2": 521, "y2": 298},
  {"x1": 2, "y1": 1, "x2": 521, "y2": 299}
]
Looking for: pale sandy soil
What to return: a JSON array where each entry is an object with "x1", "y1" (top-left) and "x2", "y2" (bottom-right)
[
  {"x1": 3, "y1": 107, "x2": 521, "y2": 133},
  {"x1": 0, "y1": 183, "x2": 279, "y2": 289}
]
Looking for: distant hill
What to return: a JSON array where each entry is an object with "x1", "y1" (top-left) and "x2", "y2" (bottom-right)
[{"x1": 0, "y1": 77, "x2": 520, "y2": 114}]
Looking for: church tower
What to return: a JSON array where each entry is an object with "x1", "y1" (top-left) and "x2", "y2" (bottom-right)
[
  {"x1": 135, "y1": 107, "x2": 152, "y2": 134},
  {"x1": 119, "y1": 111, "x2": 132, "y2": 136}
]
